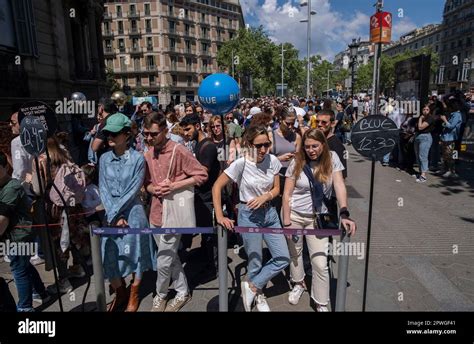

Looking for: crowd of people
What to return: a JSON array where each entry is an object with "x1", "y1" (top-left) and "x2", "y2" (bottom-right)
[{"x1": 1, "y1": 89, "x2": 471, "y2": 312}]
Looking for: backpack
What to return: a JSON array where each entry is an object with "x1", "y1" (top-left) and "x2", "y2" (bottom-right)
[{"x1": 49, "y1": 162, "x2": 86, "y2": 207}]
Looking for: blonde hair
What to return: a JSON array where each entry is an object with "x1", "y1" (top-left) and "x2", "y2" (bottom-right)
[{"x1": 293, "y1": 129, "x2": 332, "y2": 184}]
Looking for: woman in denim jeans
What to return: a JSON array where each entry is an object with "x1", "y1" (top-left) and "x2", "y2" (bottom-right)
[
  {"x1": 414, "y1": 104, "x2": 435, "y2": 183},
  {"x1": 213, "y1": 125, "x2": 290, "y2": 312}
]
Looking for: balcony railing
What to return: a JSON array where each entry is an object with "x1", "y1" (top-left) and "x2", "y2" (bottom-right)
[
  {"x1": 146, "y1": 65, "x2": 157, "y2": 71},
  {"x1": 146, "y1": 27, "x2": 152, "y2": 33},
  {"x1": 120, "y1": 65, "x2": 128, "y2": 72},
  {"x1": 184, "y1": 48, "x2": 193, "y2": 54},
  {"x1": 119, "y1": 47, "x2": 126, "y2": 53},
  {"x1": 130, "y1": 47, "x2": 143, "y2": 54},
  {"x1": 128, "y1": 11, "x2": 140, "y2": 19},
  {"x1": 104, "y1": 12, "x2": 112, "y2": 20},
  {"x1": 116, "y1": 11, "x2": 123, "y2": 18},
  {"x1": 200, "y1": 34, "x2": 210, "y2": 40},
  {"x1": 129, "y1": 28, "x2": 141, "y2": 35},
  {"x1": 104, "y1": 47, "x2": 115, "y2": 55},
  {"x1": 147, "y1": 45, "x2": 153, "y2": 52},
  {"x1": 103, "y1": 29, "x2": 114, "y2": 38},
  {"x1": 118, "y1": 29, "x2": 125, "y2": 35}
]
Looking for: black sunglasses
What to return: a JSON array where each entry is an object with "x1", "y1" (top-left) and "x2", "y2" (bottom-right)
[
  {"x1": 105, "y1": 130, "x2": 125, "y2": 138},
  {"x1": 253, "y1": 142, "x2": 271, "y2": 149}
]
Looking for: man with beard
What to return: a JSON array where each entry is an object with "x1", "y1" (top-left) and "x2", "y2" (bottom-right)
[
  {"x1": 180, "y1": 114, "x2": 220, "y2": 279},
  {"x1": 316, "y1": 109, "x2": 347, "y2": 179}
]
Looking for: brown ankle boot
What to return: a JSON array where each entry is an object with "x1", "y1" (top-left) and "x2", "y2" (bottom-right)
[
  {"x1": 107, "y1": 285, "x2": 129, "y2": 312},
  {"x1": 125, "y1": 284, "x2": 140, "y2": 312}
]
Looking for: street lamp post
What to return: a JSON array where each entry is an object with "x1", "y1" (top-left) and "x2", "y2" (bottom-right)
[
  {"x1": 280, "y1": 43, "x2": 286, "y2": 97},
  {"x1": 300, "y1": 1, "x2": 316, "y2": 98},
  {"x1": 348, "y1": 38, "x2": 360, "y2": 100}
]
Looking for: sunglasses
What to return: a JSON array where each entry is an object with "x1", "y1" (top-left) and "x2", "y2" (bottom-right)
[
  {"x1": 210, "y1": 125, "x2": 222, "y2": 129},
  {"x1": 253, "y1": 142, "x2": 271, "y2": 149},
  {"x1": 284, "y1": 121, "x2": 295, "y2": 127},
  {"x1": 105, "y1": 130, "x2": 125, "y2": 138},
  {"x1": 143, "y1": 131, "x2": 160, "y2": 138},
  {"x1": 225, "y1": 117, "x2": 233, "y2": 120},
  {"x1": 316, "y1": 120, "x2": 330, "y2": 126}
]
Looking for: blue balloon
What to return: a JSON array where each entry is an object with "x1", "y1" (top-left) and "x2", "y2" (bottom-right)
[{"x1": 198, "y1": 73, "x2": 240, "y2": 115}]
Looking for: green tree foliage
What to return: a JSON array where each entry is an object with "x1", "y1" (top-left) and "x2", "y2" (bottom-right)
[
  {"x1": 106, "y1": 67, "x2": 121, "y2": 93},
  {"x1": 355, "y1": 47, "x2": 439, "y2": 93},
  {"x1": 217, "y1": 26, "x2": 304, "y2": 96}
]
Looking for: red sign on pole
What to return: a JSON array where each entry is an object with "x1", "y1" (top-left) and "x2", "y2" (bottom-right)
[{"x1": 370, "y1": 11, "x2": 392, "y2": 44}]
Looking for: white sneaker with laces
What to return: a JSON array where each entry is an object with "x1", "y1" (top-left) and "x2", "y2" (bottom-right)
[
  {"x1": 151, "y1": 295, "x2": 167, "y2": 312},
  {"x1": 288, "y1": 284, "x2": 305, "y2": 305},
  {"x1": 255, "y1": 294, "x2": 270, "y2": 312},
  {"x1": 30, "y1": 255, "x2": 45, "y2": 266},
  {"x1": 3, "y1": 255, "x2": 10, "y2": 263},
  {"x1": 241, "y1": 281, "x2": 256, "y2": 312},
  {"x1": 317, "y1": 304, "x2": 330, "y2": 312}
]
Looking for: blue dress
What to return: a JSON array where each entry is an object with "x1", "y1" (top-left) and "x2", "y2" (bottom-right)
[{"x1": 99, "y1": 148, "x2": 155, "y2": 280}]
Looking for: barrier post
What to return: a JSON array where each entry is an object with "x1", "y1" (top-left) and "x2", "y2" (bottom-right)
[
  {"x1": 335, "y1": 228, "x2": 350, "y2": 311},
  {"x1": 217, "y1": 225, "x2": 228, "y2": 312},
  {"x1": 89, "y1": 223, "x2": 106, "y2": 312}
]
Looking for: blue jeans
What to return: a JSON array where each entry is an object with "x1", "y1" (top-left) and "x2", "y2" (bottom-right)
[
  {"x1": 414, "y1": 133, "x2": 433, "y2": 173},
  {"x1": 9, "y1": 254, "x2": 46, "y2": 312},
  {"x1": 238, "y1": 204, "x2": 290, "y2": 290}
]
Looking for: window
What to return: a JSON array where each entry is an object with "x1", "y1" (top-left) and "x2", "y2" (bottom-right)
[
  {"x1": 147, "y1": 55, "x2": 155, "y2": 68},
  {"x1": 202, "y1": 42, "x2": 208, "y2": 52},
  {"x1": 132, "y1": 38, "x2": 139, "y2": 49},
  {"x1": 120, "y1": 56, "x2": 127, "y2": 69},
  {"x1": 172, "y1": 75, "x2": 177, "y2": 86},
  {"x1": 201, "y1": 13, "x2": 205, "y2": 22},
  {"x1": 229, "y1": 32, "x2": 234, "y2": 39},
  {"x1": 134, "y1": 58, "x2": 140, "y2": 70},
  {"x1": 170, "y1": 38, "x2": 176, "y2": 49},
  {"x1": 185, "y1": 9, "x2": 189, "y2": 18},
  {"x1": 187, "y1": 75, "x2": 192, "y2": 86},
  {"x1": 118, "y1": 21, "x2": 124, "y2": 34},
  {"x1": 146, "y1": 19, "x2": 152, "y2": 33},
  {"x1": 147, "y1": 37, "x2": 153, "y2": 49},
  {"x1": 169, "y1": 21, "x2": 175, "y2": 32},
  {"x1": 145, "y1": 3, "x2": 150, "y2": 15},
  {"x1": 185, "y1": 40, "x2": 191, "y2": 52},
  {"x1": 130, "y1": 4, "x2": 136, "y2": 14},
  {"x1": 105, "y1": 40, "x2": 112, "y2": 48},
  {"x1": 149, "y1": 75, "x2": 155, "y2": 84},
  {"x1": 185, "y1": 24, "x2": 190, "y2": 35},
  {"x1": 131, "y1": 20, "x2": 137, "y2": 30},
  {"x1": 136, "y1": 76, "x2": 141, "y2": 86},
  {"x1": 118, "y1": 39, "x2": 125, "y2": 52},
  {"x1": 122, "y1": 77, "x2": 128, "y2": 86},
  {"x1": 116, "y1": 5, "x2": 122, "y2": 17},
  {"x1": 169, "y1": 5, "x2": 173, "y2": 15},
  {"x1": 106, "y1": 59, "x2": 113, "y2": 68}
]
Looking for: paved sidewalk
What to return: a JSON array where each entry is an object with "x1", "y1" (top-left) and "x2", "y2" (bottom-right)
[{"x1": 1, "y1": 146, "x2": 473, "y2": 312}]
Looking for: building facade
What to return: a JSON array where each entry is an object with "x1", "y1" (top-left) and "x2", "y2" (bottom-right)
[
  {"x1": 383, "y1": 24, "x2": 442, "y2": 58},
  {"x1": 0, "y1": 0, "x2": 107, "y2": 118},
  {"x1": 437, "y1": 0, "x2": 474, "y2": 94},
  {"x1": 103, "y1": 0, "x2": 244, "y2": 104}
]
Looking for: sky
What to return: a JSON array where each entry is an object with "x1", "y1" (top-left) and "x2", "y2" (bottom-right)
[{"x1": 239, "y1": 0, "x2": 446, "y2": 61}]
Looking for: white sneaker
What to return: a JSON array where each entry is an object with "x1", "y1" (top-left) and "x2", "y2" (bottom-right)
[
  {"x1": 30, "y1": 255, "x2": 45, "y2": 266},
  {"x1": 288, "y1": 284, "x2": 305, "y2": 305},
  {"x1": 442, "y1": 171, "x2": 453, "y2": 178},
  {"x1": 255, "y1": 294, "x2": 270, "y2": 312},
  {"x1": 151, "y1": 295, "x2": 167, "y2": 312},
  {"x1": 3, "y1": 255, "x2": 10, "y2": 263},
  {"x1": 317, "y1": 304, "x2": 330, "y2": 312},
  {"x1": 241, "y1": 281, "x2": 256, "y2": 312},
  {"x1": 47, "y1": 278, "x2": 73, "y2": 294}
]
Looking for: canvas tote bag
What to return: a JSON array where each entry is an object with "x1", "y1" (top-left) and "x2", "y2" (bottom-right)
[{"x1": 161, "y1": 144, "x2": 196, "y2": 228}]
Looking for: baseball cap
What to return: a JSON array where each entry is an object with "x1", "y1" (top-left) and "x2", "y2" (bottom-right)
[{"x1": 102, "y1": 113, "x2": 131, "y2": 132}]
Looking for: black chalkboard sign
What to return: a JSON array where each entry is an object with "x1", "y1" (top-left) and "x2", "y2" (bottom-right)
[
  {"x1": 17, "y1": 101, "x2": 57, "y2": 138},
  {"x1": 19, "y1": 117, "x2": 47, "y2": 157},
  {"x1": 351, "y1": 114, "x2": 400, "y2": 160}
]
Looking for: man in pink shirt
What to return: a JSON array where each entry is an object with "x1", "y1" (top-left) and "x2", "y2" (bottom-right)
[{"x1": 144, "y1": 113, "x2": 208, "y2": 312}]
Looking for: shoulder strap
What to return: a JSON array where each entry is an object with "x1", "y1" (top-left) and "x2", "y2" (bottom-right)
[
  {"x1": 238, "y1": 156, "x2": 247, "y2": 185},
  {"x1": 166, "y1": 144, "x2": 178, "y2": 180},
  {"x1": 271, "y1": 130, "x2": 276, "y2": 154},
  {"x1": 302, "y1": 163, "x2": 331, "y2": 213}
]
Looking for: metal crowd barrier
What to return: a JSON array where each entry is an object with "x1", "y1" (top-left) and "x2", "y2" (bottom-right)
[{"x1": 89, "y1": 224, "x2": 350, "y2": 312}]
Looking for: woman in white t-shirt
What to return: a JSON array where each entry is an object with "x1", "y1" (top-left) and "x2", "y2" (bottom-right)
[
  {"x1": 282, "y1": 128, "x2": 356, "y2": 311},
  {"x1": 212, "y1": 125, "x2": 290, "y2": 312}
]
